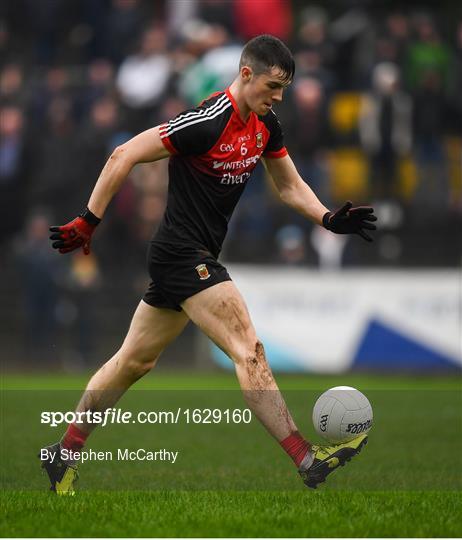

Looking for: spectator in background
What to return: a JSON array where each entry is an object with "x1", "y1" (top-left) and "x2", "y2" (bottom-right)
[
  {"x1": 77, "y1": 58, "x2": 116, "y2": 117},
  {"x1": 412, "y1": 69, "x2": 449, "y2": 214},
  {"x1": 359, "y1": 62, "x2": 412, "y2": 201},
  {"x1": 334, "y1": 9, "x2": 416, "y2": 93},
  {"x1": 328, "y1": 7, "x2": 372, "y2": 89},
  {"x1": 178, "y1": 23, "x2": 242, "y2": 105},
  {"x1": 197, "y1": 0, "x2": 235, "y2": 35},
  {"x1": 291, "y1": 8, "x2": 338, "y2": 100},
  {"x1": 31, "y1": 96, "x2": 84, "y2": 220},
  {"x1": 310, "y1": 224, "x2": 348, "y2": 270},
  {"x1": 275, "y1": 225, "x2": 308, "y2": 265},
  {"x1": 103, "y1": 0, "x2": 150, "y2": 65},
  {"x1": 102, "y1": 156, "x2": 169, "y2": 267},
  {"x1": 79, "y1": 97, "x2": 131, "y2": 260},
  {"x1": 156, "y1": 95, "x2": 189, "y2": 125},
  {"x1": 293, "y1": 6, "x2": 337, "y2": 90},
  {"x1": 116, "y1": 25, "x2": 172, "y2": 132},
  {"x1": 65, "y1": 250, "x2": 100, "y2": 369},
  {"x1": 16, "y1": 212, "x2": 100, "y2": 369},
  {"x1": 24, "y1": 0, "x2": 79, "y2": 65},
  {"x1": 0, "y1": 1, "x2": 27, "y2": 63},
  {"x1": 30, "y1": 66, "x2": 74, "y2": 128},
  {"x1": 80, "y1": 97, "x2": 121, "y2": 181},
  {"x1": 0, "y1": 2, "x2": 460, "y2": 275},
  {"x1": 382, "y1": 11, "x2": 410, "y2": 70},
  {"x1": 15, "y1": 211, "x2": 60, "y2": 363},
  {"x1": 174, "y1": 18, "x2": 217, "y2": 65},
  {"x1": 98, "y1": 88, "x2": 176, "y2": 260},
  {"x1": 365, "y1": 12, "x2": 410, "y2": 80},
  {"x1": 279, "y1": 77, "x2": 331, "y2": 201},
  {"x1": 135, "y1": 178, "x2": 169, "y2": 245},
  {"x1": 0, "y1": 105, "x2": 30, "y2": 246},
  {"x1": 405, "y1": 13, "x2": 452, "y2": 94},
  {"x1": 446, "y1": 21, "x2": 462, "y2": 214},
  {"x1": 233, "y1": 0, "x2": 292, "y2": 43},
  {"x1": 0, "y1": 63, "x2": 28, "y2": 107},
  {"x1": 374, "y1": 35, "x2": 399, "y2": 67},
  {"x1": 166, "y1": 0, "x2": 198, "y2": 41},
  {"x1": 448, "y1": 20, "x2": 462, "y2": 137},
  {"x1": 224, "y1": 184, "x2": 275, "y2": 263}
]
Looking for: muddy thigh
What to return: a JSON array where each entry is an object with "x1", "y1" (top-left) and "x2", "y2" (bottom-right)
[{"x1": 181, "y1": 281, "x2": 259, "y2": 363}]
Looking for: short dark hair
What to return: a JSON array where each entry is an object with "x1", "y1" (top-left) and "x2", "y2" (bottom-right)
[{"x1": 239, "y1": 35, "x2": 295, "y2": 84}]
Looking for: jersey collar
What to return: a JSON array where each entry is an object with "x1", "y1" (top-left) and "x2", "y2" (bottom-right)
[{"x1": 225, "y1": 87, "x2": 254, "y2": 126}]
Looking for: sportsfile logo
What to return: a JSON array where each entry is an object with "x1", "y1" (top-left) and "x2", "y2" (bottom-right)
[
  {"x1": 40, "y1": 407, "x2": 252, "y2": 426},
  {"x1": 319, "y1": 414, "x2": 329, "y2": 432}
]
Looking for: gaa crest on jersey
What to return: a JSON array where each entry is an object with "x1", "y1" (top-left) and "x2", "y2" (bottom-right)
[
  {"x1": 195, "y1": 264, "x2": 210, "y2": 280},
  {"x1": 255, "y1": 132, "x2": 263, "y2": 148}
]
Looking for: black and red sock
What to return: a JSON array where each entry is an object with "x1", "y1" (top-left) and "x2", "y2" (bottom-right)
[
  {"x1": 280, "y1": 431, "x2": 312, "y2": 467},
  {"x1": 61, "y1": 423, "x2": 88, "y2": 452}
]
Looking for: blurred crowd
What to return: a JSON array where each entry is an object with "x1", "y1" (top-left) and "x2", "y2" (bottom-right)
[
  {"x1": 2, "y1": 0, "x2": 461, "y2": 262},
  {"x1": 1, "y1": 0, "x2": 461, "y2": 364}
]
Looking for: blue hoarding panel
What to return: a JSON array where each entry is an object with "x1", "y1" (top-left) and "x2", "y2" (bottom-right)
[{"x1": 352, "y1": 318, "x2": 461, "y2": 372}]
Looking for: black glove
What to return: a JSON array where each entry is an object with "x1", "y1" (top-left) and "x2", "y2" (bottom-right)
[{"x1": 323, "y1": 201, "x2": 377, "y2": 242}]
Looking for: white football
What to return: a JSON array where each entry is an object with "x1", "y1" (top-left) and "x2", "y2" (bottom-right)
[{"x1": 312, "y1": 386, "x2": 373, "y2": 443}]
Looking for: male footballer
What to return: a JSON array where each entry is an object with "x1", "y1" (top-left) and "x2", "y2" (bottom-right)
[{"x1": 42, "y1": 35, "x2": 376, "y2": 494}]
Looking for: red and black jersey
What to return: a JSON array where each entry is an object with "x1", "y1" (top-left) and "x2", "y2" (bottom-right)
[{"x1": 155, "y1": 88, "x2": 288, "y2": 258}]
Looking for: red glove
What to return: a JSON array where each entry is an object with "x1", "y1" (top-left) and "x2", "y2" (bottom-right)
[{"x1": 49, "y1": 208, "x2": 101, "y2": 255}]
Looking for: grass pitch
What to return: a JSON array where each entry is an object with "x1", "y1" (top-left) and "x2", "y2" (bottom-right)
[{"x1": 1, "y1": 372, "x2": 461, "y2": 537}]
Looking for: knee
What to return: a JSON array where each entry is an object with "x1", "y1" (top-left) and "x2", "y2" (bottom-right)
[
  {"x1": 233, "y1": 339, "x2": 268, "y2": 368},
  {"x1": 237, "y1": 340, "x2": 275, "y2": 389},
  {"x1": 117, "y1": 347, "x2": 160, "y2": 380},
  {"x1": 127, "y1": 356, "x2": 158, "y2": 380}
]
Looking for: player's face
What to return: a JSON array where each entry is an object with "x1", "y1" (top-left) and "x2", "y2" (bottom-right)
[{"x1": 245, "y1": 67, "x2": 291, "y2": 115}]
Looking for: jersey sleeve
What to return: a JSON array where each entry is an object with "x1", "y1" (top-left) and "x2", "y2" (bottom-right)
[
  {"x1": 159, "y1": 96, "x2": 229, "y2": 156},
  {"x1": 262, "y1": 110, "x2": 288, "y2": 159}
]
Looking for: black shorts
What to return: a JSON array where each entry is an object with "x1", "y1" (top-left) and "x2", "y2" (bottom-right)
[{"x1": 143, "y1": 242, "x2": 231, "y2": 311}]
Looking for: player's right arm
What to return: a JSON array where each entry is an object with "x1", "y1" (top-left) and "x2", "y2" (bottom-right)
[
  {"x1": 50, "y1": 93, "x2": 225, "y2": 255},
  {"x1": 49, "y1": 126, "x2": 170, "y2": 255},
  {"x1": 87, "y1": 126, "x2": 169, "y2": 219}
]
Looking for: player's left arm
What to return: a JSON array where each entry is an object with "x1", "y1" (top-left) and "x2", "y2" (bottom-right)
[
  {"x1": 263, "y1": 154, "x2": 377, "y2": 241},
  {"x1": 263, "y1": 154, "x2": 328, "y2": 225}
]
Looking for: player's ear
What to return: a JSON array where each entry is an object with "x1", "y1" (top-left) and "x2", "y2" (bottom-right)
[{"x1": 240, "y1": 66, "x2": 253, "y2": 83}]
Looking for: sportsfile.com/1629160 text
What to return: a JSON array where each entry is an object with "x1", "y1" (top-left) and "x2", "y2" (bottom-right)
[{"x1": 40, "y1": 408, "x2": 253, "y2": 427}]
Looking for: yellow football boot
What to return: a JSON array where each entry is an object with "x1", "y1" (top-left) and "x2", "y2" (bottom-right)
[
  {"x1": 299, "y1": 433, "x2": 368, "y2": 489},
  {"x1": 39, "y1": 443, "x2": 79, "y2": 495}
]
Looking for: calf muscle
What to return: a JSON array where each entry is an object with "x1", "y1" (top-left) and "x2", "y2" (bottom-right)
[
  {"x1": 182, "y1": 282, "x2": 298, "y2": 440},
  {"x1": 73, "y1": 301, "x2": 188, "y2": 434}
]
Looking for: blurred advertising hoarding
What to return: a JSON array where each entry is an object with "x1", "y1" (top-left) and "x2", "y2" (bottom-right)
[{"x1": 212, "y1": 267, "x2": 461, "y2": 373}]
